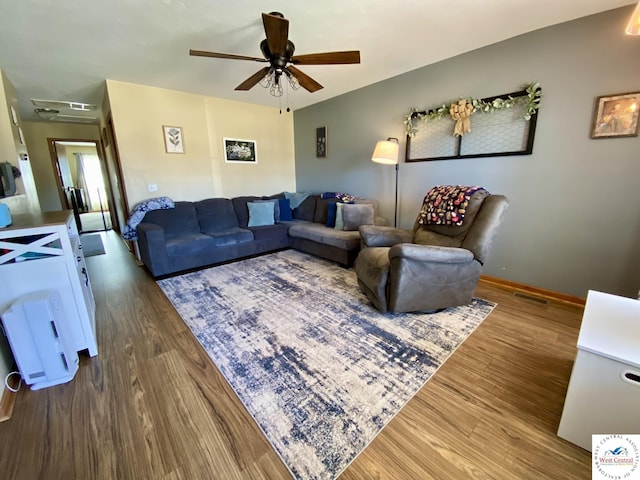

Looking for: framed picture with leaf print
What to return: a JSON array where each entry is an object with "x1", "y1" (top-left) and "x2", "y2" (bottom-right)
[{"x1": 163, "y1": 125, "x2": 185, "y2": 153}]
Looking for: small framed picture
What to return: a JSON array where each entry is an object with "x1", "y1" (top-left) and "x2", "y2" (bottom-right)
[
  {"x1": 591, "y1": 92, "x2": 640, "y2": 139},
  {"x1": 223, "y1": 138, "x2": 257, "y2": 163},
  {"x1": 163, "y1": 125, "x2": 185, "y2": 153},
  {"x1": 316, "y1": 126, "x2": 327, "y2": 158}
]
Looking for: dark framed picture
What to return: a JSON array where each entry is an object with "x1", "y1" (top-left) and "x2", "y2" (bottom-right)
[
  {"x1": 316, "y1": 127, "x2": 327, "y2": 158},
  {"x1": 591, "y1": 92, "x2": 640, "y2": 139},
  {"x1": 223, "y1": 138, "x2": 257, "y2": 163}
]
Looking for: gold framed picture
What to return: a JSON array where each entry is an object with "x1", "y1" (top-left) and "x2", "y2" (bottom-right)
[{"x1": 591, "y1": 92, "x2": 640, "y2": 139}]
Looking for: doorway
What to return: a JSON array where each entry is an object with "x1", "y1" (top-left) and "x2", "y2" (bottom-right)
[{"x1": 50, "y1": 140, "x2": 112, "y2": 233}]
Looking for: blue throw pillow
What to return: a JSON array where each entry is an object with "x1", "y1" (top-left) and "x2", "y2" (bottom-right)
[
  {"x1": 278, "y1": 198, "x2": 292, "y2": 221},
  {"x1": 247, "y1": 201, "x2": 275, "y2": 227},
  {"x1": 326, "y1": 201, "x2": 337, "y2": 227},
  {"x1": 256, "y1": 199, "x2": 279, "y2": 222}
]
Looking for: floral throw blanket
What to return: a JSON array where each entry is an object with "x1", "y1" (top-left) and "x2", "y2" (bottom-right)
[
  {"x1": 418, "y1": 185, "x2": 487, "y2": 226},
  {"x1": 122, "y1": 196, "x2": 175, "y2": 240},
  {"x1": 321, "y1": 192, "x2": 356, "y2": 203}
]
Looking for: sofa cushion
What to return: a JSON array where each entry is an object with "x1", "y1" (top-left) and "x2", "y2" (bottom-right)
[
  {"x1": 142, "y1": 201, "x2": 200, "y2": 239},
  {"x1": 166, "y1": 232, "x2": 216, "y2": 256},
  {"x1": 195, "y1": 198, "x2": 239, "y2": 233},
  {"x1": 342, "y1": 203, "x2": 375, "y2": 231},
  {"x1": 292, "y1": 195, "x2": 318, "y2": 222},
  {"x1": 249, "y1": 223, "x2": 290, "y2": 242},
  {"x1": 205, "y1": 227, "x2": 254, "y2": 246},
  {"x1": 248, "y1": 201, "x2": 275, "y2": 227},
  {"x1": 288, "y1": 221, "x2": 361, "y2": 250},
  {"x1": 313, "y1": 197, "x2": 337, "y2": 224},
  {"x1": 263, "y1": 192, "x2": 285, "y2": 201},
  {"x1": 232, "y1": 196, "x2": 262, "y2": 227}
]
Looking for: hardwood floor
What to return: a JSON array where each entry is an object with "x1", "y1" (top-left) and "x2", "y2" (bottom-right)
[{"x1": 0, "y1": 232, "x2": 591, "y2": 479}]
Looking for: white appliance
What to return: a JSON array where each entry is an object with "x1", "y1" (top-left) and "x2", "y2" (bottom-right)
[{"x1": 1, "y1": 290, "x2": 79, "y2": 390}]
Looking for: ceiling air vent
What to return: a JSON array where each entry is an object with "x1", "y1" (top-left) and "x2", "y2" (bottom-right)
[{"x1": 31, "y1": 99, "x2": 96, "y2": 111}]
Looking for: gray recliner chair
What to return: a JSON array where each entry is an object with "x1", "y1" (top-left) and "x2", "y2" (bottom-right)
[{"x1": 354, "y1": 189, "x2": 509, "y2": 313}]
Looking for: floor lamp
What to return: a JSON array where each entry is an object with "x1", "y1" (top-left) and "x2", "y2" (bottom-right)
[{"x1": 371, "y1": 137, "x2": 399, "y2": 227}]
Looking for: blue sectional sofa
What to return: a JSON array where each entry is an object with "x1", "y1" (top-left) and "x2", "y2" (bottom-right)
[{"x1": 136, "y1": 193, "x2": 382, "y2": 277}]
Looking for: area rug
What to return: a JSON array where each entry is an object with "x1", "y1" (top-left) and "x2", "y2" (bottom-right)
[
  {"x1": 80, "y1": 233, "x2": 105, "y2": 257},
  {"x1": 157, "y1": 250, "x2": 495, "y2": 480}
]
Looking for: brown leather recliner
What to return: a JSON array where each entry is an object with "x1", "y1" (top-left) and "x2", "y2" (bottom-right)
[{"x1": 354, "y1": 190, "x2": 509, "y2": 313}]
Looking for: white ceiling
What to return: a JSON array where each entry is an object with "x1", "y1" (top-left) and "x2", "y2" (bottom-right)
[{"x1": 0, "y1": 0, "x2": 634, "y2": 123}]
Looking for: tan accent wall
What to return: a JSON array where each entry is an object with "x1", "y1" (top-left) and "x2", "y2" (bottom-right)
[{"x1": 105, "y1": 80, "x2": 295, "y2": 209}]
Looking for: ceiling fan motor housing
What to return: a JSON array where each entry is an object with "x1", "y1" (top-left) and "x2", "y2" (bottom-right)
[{"x1": 260, "y1": 39, "x2": 295, "y2": 67}]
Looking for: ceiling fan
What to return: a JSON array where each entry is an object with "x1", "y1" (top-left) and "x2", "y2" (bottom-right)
[{"x1": 189, "y1": 12, "x2": 360, "y2": 96}]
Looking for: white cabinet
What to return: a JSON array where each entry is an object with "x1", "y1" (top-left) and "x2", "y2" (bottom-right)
[
  {"x1": 0, "y1": 210, "x2": 97, "y2": 356},
  {"x1": 557, "y1": 290, "x2": 640, "y2": 451}
]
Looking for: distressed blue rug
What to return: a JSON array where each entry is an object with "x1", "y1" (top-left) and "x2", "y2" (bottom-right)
[{"x1": 157, "y1": 250, "x2": 495, "y2": 479}]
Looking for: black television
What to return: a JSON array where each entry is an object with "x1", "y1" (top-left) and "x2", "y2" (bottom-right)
[{"x1": 0, "y1": 162, "x2": 16, "y2": 198}]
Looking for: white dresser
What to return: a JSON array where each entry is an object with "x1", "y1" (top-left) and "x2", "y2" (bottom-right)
[
  {"x1": 0, "y1": 210, "x2": 97, "y2": 356},
  {"x1": 557, "y1": 290, "x2": 640, "y2": 451}
]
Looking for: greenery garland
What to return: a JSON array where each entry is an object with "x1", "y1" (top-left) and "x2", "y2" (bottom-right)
[{"x1": 404, "y1": 82, "x2": 542, "y2": 137}]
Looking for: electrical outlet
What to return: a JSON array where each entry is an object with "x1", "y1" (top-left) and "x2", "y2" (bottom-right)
[{"x1": 148, "y1": 183, "x2": 158, "y2": 192}]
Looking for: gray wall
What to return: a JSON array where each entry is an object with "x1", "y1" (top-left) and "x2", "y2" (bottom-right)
[{"x1": 293, "y1": 6, "x2": 640, "y2": 299}]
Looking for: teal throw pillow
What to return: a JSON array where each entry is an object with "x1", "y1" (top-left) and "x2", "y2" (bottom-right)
[
  {"x1": 334, "y1": 203, "x2": 346, "y2": 230},
  {"x1": 247, "y1": 201, "x2": 275, "y2": 227},
  {"x1": 256, "y1": 199, "x2": 279, "y2": 222}
]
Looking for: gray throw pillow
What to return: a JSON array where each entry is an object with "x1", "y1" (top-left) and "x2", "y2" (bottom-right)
[{"x1": 341, "y1": 203, "x2": 375, "y2": 231}]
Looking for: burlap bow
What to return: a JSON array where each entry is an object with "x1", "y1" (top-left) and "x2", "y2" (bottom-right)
[{"x1": 449, "y1": 99, "x2": 474, "y2": 137}]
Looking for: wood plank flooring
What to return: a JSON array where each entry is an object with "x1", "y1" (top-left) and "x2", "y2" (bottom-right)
[{"x1": 0, "y1": 232, "x2": 591, "y2": 479}]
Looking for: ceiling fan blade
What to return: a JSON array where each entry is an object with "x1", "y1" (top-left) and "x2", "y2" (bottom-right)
[
  {"x1": 235, "y1": 66, "x2": 272, "y2": 91},
  {"x1": 190, "y1": 49, "x2": 266, "y2": 62},
  {"x1": 262, "y1": 12, "x2": 289, "y2": 57},
  {"x1": 291, "y1": 51, "x2": 361, "y2": 65},
  {"x1": 287, "y1": 66, "x2": 323, "y2": 93}
]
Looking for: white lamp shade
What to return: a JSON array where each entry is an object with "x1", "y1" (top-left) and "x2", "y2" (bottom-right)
[
  {"x1": 371, "y1": 140, "x2": 399, "y2": 165},
  {"x1": 626, "y1": 1, "x2": 640, "y2": 35}
]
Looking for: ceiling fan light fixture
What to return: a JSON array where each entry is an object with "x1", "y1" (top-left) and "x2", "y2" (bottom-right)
[
  {"x1": 259, "y1": 70, "x2": 273, "y2": 88},
  {"x1": 285, "y1": 70, "x2": 300, "y2": 90},
  {"x1": 269, "y1": 77, "x2": 284, "y2": 97}
]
